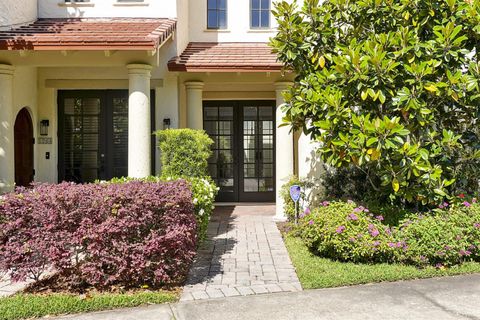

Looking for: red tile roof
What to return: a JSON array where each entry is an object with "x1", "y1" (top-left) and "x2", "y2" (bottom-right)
[
  {"x1": 168, "y1": 42, "x2": 283, "y2": 72},
  {"x1": 0, "y1": 18, "x2": 176, "y2": 51}
]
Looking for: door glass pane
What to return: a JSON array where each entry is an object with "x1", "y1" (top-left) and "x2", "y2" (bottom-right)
[
  {"x1": 204, "y1": 107, "x2": 218, "y2": 120},
  {"x1": 261, "y1": 163, "x2": 273, "y2": 177},
  {"x1": 244, "y1": 149, "x2": 256, "y2": 163},
  {"x1": 204, "y1": 121, "x2": 217, "y2": 135},
  {"x1": 244, "y1": 121, "x2": 256, "y2": 135},
  {"x1": 259, "y1": 106, "x2": 273, "y2": 120},
  {"x1": 218, "y1": 121, "x2": 232, "y2": 134},
  {"x1": 62, "y1": 96, "x2": 101, "y2": 183},
  {"x1": 244, "y1": 178, "x2": 259, "y2": 192},
  {"x1": 244, "y1": 163, "x2": 256, "y2": 177},
  {"x1": 262, "y1": 135, "x2": 273, "y2": 149},
  {"x1": 203, "y1": 104, "x2": 235, "y2": 195},
  {"x1": 218, "y1": 136, "x2": 231, "y2": 149},
  {"x1": 259, "y1": 178, "x2": 274, "y2": 192},
  {"x1": 112, "y1": 96, "x2": 128, "y2": 178},
  {"x1": 244, "y1": 135, "x2": 256, "y2": 149},
  {"x1": 244, "y1": 106, "x2": 257, "y2": 120}
]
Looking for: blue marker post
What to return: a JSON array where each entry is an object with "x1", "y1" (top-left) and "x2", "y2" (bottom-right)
[{"x1": 290, "y1": 185, "x2": 301, "y2": 224}]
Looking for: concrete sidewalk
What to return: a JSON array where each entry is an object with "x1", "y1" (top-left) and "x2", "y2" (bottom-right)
[{"x1": 57, "y1": 274, "x2": 480, "y2": 320}]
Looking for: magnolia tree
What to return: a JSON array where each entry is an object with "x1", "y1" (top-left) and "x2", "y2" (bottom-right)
[{"x1": 271, "y1": 0, "x2": 480, "y2": 206}]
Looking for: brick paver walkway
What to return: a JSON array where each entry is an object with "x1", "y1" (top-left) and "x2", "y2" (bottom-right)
[{"x1": 181, "y1": 205, "x2": 302, "y2": 301}]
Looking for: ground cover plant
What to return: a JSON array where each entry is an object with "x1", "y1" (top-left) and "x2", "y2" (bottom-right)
[
  {"x1": 0, "y1": 291, "x2": 177, "y2": 320},
  {"x1": 285, "y1": 236, "x2": 480, "y2": 289}
]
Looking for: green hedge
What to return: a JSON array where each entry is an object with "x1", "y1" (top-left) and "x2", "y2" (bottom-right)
[{"x1": 155, "y1": 129, "x2": 213, "y2": 178}]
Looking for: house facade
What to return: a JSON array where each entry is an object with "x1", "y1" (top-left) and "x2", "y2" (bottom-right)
[{"x1": 0, "y1": 0, "x2": 319, "y2": 219}]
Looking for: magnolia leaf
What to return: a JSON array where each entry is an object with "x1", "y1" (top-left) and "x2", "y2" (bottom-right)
[
  {"x1": 392, "y1": 179, "x2": 400, "y2": 193},
  {"x1": 361, "y1": 91, "x2": 368, "y2": 100},
  {"x1": 424, "y1": 84, "x2": 438, "y2": 92},
  {"x1": 319, "y1": 55, "x2": 326, "y2": 68}
]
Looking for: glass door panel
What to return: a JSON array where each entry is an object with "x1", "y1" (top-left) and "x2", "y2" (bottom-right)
[
  {"x1": 239, "y1": 104, "x2": 275, "y2": 201},
  {"x1": 204, "y1": 104, "x2": 236, "y2": 201},
  {"x1": 62, "y1": 96, "x2": 102, "y2": 183}
]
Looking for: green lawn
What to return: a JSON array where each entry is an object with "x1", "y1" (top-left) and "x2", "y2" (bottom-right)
[
  {"x1": 285, "y1": 235, "x2": 480, "y2": 289},
  {"x1": 0, "y1": 291, "x2": 178, "y2": 320}
]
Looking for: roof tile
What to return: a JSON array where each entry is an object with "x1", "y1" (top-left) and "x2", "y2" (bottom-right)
[
  {"x1": 167, "y1": 42, "x2": 283, "y2": 72},
  {"x1": 0, "y1": 18, "x2": 176, "y2": 51}
]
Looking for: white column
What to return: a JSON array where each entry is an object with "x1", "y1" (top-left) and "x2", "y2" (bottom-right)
[
  {"x1": 274, "y1": 81, "x2": 295, "y2": 221},
  {"x1": 185, "y1": 81, "x2": 204, "y2": 130},
  {"x1": 127, "y1": 64, "x2": 152, "y2": 178},
  {"x1": 0, "y1": 64, "x2": 15, "y2": 193}
]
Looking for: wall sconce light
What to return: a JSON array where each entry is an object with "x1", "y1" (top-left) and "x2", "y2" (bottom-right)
[
  {"x1": 163, "y1": 118, "x2": 171, "y2": 130},
  {"x1": 40, "y1": 120, "x2": 50, "y2": 136}
]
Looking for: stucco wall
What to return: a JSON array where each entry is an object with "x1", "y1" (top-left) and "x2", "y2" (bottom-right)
[
  {"x1": 189, "y1": 0, "x2": 278, "y2": 42},
  {"x1": 38, "y1": 0, "x2": 178, "y2": 18},
  {"x1": 0, "y1": 0, "x2": 37, "y2": 28}
]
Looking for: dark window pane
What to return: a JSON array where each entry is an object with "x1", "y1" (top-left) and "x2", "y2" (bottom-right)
[
  {"x1": 218, "y1": 10, "x2": 227, "y2": 28},
  {"x1": 252, "y1": 0, "x2": 260, "y2": 10},
  {"x1": 261, "y1": 10, "x2": 270, "y2": 28},
  {"x1": 204, "y1": 121, "x2": 217, "y2": 135},
  {"x1": 208, "y1": 0, "x2": 217, "y2": 9},
  {"x1": 219, "y1": 106, "x2": 233, "y2": 120},
  {"x1": 207, "y1": 10, "x2": 218, "y2": 29},
  {"x1": 259, "y1": 106, "x2": 272, "y2": 120},
  {"x1": 251, "y1": 10, "x2": 260, "y2": 28},
  {"x1": 261, "y1": 164, "x2": 273, "y2": 177},
  {"x1": 263, "y1": 149, "x2": 273, "y2": 163},
  {"x1": 261, "y1": 0, "x2": 270, "y2": 9},
  {"x1": 204, "y1": 107, "x2": 218, "y2": 120}
]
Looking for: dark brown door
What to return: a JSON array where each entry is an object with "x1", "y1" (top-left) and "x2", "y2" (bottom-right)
[
  {"x1": 14, "y1": 108, "x2": 34, "y2": 187},
  {"x1": 203, "y1": 101, "x2": 275, "y2": 202},
  {"x1": 58, "y1": 90, "x2": 156, "y2": 183}
]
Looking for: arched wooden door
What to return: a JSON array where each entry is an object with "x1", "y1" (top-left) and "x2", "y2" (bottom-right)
[{"x1": 14, "y1": 108, "x2": 34, "y2": 187}]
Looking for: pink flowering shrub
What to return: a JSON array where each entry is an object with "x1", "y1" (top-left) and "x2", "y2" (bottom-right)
[
  {"x1": 397, "y1": 203, "x2": 480, "y2": 267},
  {"x1": 299, "y1": 201, "x2": 398, "y2": 263},
  {"x1": 0, "y1": 180, "x2": 197, "y2": 288}
]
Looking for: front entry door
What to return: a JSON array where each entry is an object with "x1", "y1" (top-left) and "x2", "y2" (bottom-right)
[
  {"x1": 58, "y1": 90, "x2": 130, "y2": 183},
  {"x1": 14, "y1": 108, "x2": 34, "y2": 187},
  {"x1": 204, "y1": 101, "x2": 275, "y2": 202}
]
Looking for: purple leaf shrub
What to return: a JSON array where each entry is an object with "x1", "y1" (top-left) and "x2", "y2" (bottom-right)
[{"x1": 0, "y1": 180, "x2": 197, "y2": 289}]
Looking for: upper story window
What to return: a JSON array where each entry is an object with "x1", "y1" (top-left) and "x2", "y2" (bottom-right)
[
  {"x1": 251, "y1": 0, "x2": 270, "y2": 29},
  {"x1": 207, "y1": 0, "x2": 227, "y2": 30}
]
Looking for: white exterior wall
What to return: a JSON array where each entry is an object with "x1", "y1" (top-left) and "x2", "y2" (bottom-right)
[
  {"x1": 0, "y1": 0, "x2": 37, "y2": 28},
  {"x1": 189, "y1": 0, "x2": 277, "y2": 42},
  {"x1": 39, "y1": 0, "x2": 177, "y2": 18}
]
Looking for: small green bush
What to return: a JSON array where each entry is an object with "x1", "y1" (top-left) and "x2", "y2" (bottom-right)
[
  {"x1": 280, "y1": 176, "x2": 313, "y2": 222},
  {"x1": 155, "y1": 129, "x2": 213, "y2": 178},
  {"x1": 300, "y1": 201, "x2": 398, "y2": 263},
  {"x1": 398, "y1": 203, "x2": 480, "y2": 267}
]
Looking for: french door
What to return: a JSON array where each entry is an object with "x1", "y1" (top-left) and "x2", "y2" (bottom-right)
[
  {"x1": 203, "y1": 101, "x2": 276, "y2": 202},
  {"x1": 58, "y1": 90, "x2": 155, "y2": 183}
]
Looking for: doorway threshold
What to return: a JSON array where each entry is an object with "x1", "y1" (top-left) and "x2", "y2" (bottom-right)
[{"x1": 214, "y1": 202, "x2": 275, "y2": 206}]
